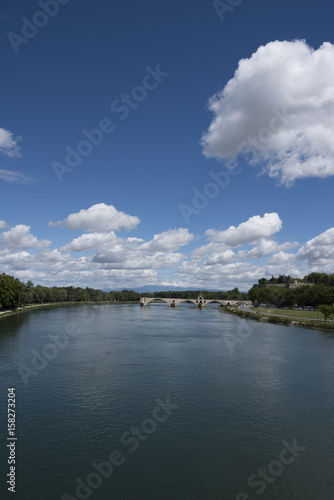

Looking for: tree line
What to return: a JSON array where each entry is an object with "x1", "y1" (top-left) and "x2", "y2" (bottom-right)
[
  {"x1": 0, "y1": 274, "x2": 143, "y2": 310},
  {"x1": 24, "y1": 281, "x2": 142, "y2": 304}
]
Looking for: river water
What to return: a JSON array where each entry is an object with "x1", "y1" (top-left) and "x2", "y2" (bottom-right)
[{"x1": 0, "y1": 303, "x2": 334, "y2": 500}]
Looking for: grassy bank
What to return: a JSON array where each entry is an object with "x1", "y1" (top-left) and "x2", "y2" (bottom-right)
[
  {"x1": 224, "y1": 306, "x2": 334, "y2": 332},
  {"x1": 252, "y1": 307, "x2": 323, "y2": 320}
]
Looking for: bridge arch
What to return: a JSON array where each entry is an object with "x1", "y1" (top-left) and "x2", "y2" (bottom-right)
[
  {"x1": 205, "y1": 300, "x2": 225, "y2": 306},
  {"x1": 176, "y1": 299, "x2": 197, "y2": 306},
  {"x1": 142, "y1": 298, "x2": 171, "y2": 306}
]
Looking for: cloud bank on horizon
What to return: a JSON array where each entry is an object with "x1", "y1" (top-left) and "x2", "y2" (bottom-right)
[
  {"x1": 201, "y1": 40, "x2": 334, "y2": 185},
  {"x1": 0, "y1": 203, "x2": 333, "y2": 290}
]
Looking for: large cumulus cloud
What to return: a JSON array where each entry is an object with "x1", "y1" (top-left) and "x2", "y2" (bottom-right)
[
  {"x1": 49, "y1": 203, "x2": 141, "y2": 233},
  {"x1": 201, "y1": 40, "x2": 334, "y2": 185}
]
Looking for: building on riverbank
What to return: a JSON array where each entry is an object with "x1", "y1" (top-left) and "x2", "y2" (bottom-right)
[{"x1": 266, "y1": 280, "x2": 314, "y2": 289}]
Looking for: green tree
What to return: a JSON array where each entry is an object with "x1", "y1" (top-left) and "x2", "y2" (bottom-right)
[
  {"x1": 268, "y1": 288, "x2": 286, "y2": 307},
  {"x1": 25, "y1": 280, "x2": 34, "y2": 304},
  {"x1": 0, "y1": 273, "x2": 26, "y2": 309},
  {"x1": 318, "y1": 304, "x2": 334, "y2": 321},
  {"x1": 33, "y1": 285, "x2": 47, "y2": 304},
  {"x1": 226, "y1": 287, "x2": 240, "y2": 300}
]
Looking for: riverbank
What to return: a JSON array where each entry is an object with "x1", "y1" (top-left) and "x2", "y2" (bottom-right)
[
  {"x1": 224, "y1": 305, "x2": 334, "y2": 333},
  {"x1": 0, "y1": 301, "x2": 140, "y2": 320}
]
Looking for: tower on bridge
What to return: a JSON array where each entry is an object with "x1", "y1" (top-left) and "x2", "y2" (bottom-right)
[{"x1": 195, "y1": 295, "x2": 206, "y2": 308}]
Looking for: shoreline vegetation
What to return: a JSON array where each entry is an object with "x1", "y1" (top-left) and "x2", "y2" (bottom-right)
[{"x1": 224, "y1": 305, "x2": 334, "y2": 333}]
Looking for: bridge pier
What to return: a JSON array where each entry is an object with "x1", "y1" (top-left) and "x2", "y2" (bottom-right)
[{"x1": 195, "y1": 294, "x2": 206, "y2": 308}]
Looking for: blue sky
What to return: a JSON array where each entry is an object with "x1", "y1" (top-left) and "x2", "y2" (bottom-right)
[{"x1": 0, "y1": 0, "x2": 334, "y2": 290}]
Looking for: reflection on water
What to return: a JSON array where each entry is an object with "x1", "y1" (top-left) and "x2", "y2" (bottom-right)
[{"x1": 0, "y1": 303, "x2": 334, "y2": 500}]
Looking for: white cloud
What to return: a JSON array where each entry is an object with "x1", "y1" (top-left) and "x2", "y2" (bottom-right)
[
  {"x1": 204, "y1": 249, "x2": 235, "y2": 266},
  {"x1": 0, "y1": 169, "x2": 35, "y2": 184},
  {"x1": 176, "y1": 225, "x2": 334, "y2": 289},
  {"x1": 175, "y1": 260, "x2": 261, "y2": 290},
  {"x1": 205, "y1": 213, "x2": 282, "y2": 246},
  {"x1": 0, "y1": 220, "x2": 8, "y2": 229},
  {"x1": 238, "y1": 239, "x2": 298, "y2": 260},
  {"x1": 139, "y1": 228, "x2": 195, "y2": 251},
  {"x1": 0, "y1": 128, "x2": 21, "y2": 158},
  {"x1": 201, "y1": 40, "x2": 334, "y2": 185},
  {"x1": 191, "y1": 241, "x2": 232, "y2": 261},
  {"x1": 10, "y1": 267, "x2": 160, "y2": 290},
  {"x1": 295, "y1": 228, "x2": 334, "y2": 265},
  {"x1": 0, "y1": 225, "x2": 51, "y2": 250},
  {"x1": 60, "y1": 232, "x2": 119, "y2": 252},
  {"x1": 0, "y1": 250, "x2": 32, "y2": 270},
  {"x1": 55, "y1": 225, "x2": 190, "y2": 272},
  {"x1": 93, "y1": 247, "x2": 185, "y2": 270},
  {"x1": 268, "y1": 251, "x2": 295, "y2": 266},
  {"x1": 51, "y1": 213, "x2": 194, "y2": 275},
  {"x1": 49, "y1": 203, "x2": 140, "y2": 232}
]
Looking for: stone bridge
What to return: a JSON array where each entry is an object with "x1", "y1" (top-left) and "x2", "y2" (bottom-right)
[{"x1": 140, "y1": 295, "x2": 252, "y2": 309}]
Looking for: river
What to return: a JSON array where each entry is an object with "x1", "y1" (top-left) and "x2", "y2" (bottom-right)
[{"x1": 0, "y1": 303, "x2": 334, "y2": 499}]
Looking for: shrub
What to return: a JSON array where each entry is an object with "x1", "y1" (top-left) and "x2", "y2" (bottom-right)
[{"x1": 267, "y1": 316, "x2": 291, "y2": 325}]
